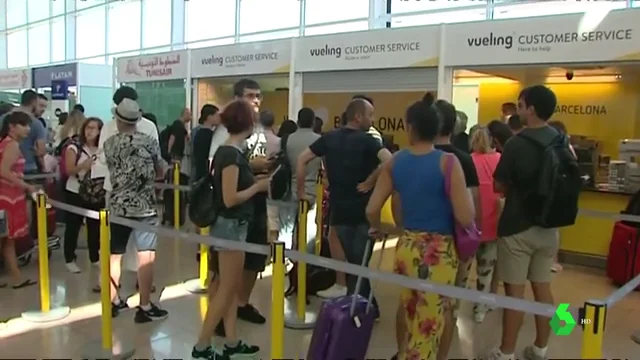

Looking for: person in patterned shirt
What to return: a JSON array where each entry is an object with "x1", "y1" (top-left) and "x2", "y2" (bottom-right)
[{"x1": 104, "y1": 98, "x2": 169, "y2": 324}]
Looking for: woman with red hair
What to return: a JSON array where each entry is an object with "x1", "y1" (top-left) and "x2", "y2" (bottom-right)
[{"x1": 192, "y1": 100, "x2": 269, "y2": 360}]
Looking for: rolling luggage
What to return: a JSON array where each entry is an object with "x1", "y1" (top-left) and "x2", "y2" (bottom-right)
[
  {"x1": 606, "y1": 221, "x2": 640, "y2": 290},
  {"x1": 307, "y1": 237, "x2": 387, "y2": 360},
  {"x1": 162, "y1": 172, "x2": 189, "y2": 227}
]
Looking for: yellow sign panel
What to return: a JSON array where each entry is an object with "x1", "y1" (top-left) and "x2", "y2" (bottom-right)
[{"x1": 303, "y1": 92, "x2": 428, "y2": 149}]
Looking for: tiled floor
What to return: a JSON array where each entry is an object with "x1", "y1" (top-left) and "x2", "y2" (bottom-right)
[{"x1": 1, "y1": 232, "x2": 639, "y2": 359}]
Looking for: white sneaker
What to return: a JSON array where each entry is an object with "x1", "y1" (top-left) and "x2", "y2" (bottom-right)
[
  {"x1": 487, "y1": 348, "x2": 515, "y2": 360},
  {"x1": 473, "y1": 310, "x2": 487, "y2": 323},
  {"x1": 91, "y1": 262, "x2": 100, "y2": 268},
  {"x1": 66, "y1": 262, "x2": 81, "y2": 274},
  {"x1": 316, "y1": 284, "x2": 347, "y2": 299}
]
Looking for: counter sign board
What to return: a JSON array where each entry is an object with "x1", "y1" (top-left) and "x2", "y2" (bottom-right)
[
  {"x1": 0, "y1": 69, "x2": 31, "y2": 90},
  {"x1": 296, "y1": 26, "x2": 440, "y2": 72},
  {"x1": 117, "y1": 50, "x2": 188, "y2": 82},
  {"x1": 445, "y1": 9, "x2": 640, "y2": 66},
  {"x1": 191, "y1": 39, "x2": 291, "y2": 78}
]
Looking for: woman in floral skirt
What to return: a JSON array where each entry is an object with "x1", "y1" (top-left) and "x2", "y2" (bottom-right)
[{"x1": 366, "y1": 94, "x2": 475, "y2": 360}]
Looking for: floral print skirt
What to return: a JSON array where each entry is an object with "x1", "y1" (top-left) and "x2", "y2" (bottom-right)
[{"x1": 394, "y1": 230, "x2": 459, "y2": 360}]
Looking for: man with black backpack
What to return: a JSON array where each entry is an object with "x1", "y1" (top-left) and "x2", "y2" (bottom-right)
[{"x1": 488, "y1": 85, "x2": 581, "y2": 360}]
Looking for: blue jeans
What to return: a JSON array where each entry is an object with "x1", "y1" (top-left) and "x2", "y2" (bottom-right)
[
  {"x1": 334, "y1": 223, "x2": 379, "y2": 313},
  {"x1": 276, "y1": 199, "x2": 317, "y2": 252}
]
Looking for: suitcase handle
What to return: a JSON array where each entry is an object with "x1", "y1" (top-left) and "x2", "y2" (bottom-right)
[{"x1": 349, "y1": 235, "x2": 388, "y2": 317}]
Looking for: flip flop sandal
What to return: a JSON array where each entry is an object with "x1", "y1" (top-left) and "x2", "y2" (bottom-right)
[
  {"x1": 12, "y1": 279, "x2": 37, "y2": 289},
  {"x1": 0, "y1": 283, "x2": 7, "y2": 288}
]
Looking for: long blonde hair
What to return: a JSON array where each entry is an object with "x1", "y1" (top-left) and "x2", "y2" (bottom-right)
[
  {"x1": 60, "y1": 109, "x2": 85, "y2": 139},
  {"x1": 470, "y1": 127, "x2": 493, "y2": 154}
]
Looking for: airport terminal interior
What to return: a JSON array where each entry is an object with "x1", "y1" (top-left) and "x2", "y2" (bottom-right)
[{"x1": 3, "y1": 0, "x2": 640, "y2": 359}]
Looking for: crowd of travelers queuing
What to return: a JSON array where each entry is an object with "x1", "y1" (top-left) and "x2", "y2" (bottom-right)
[{"x1": 0, "y1": 77, "x2": 575, "y2": 360}]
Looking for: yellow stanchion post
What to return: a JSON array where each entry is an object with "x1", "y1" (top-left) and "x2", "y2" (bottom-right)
[
  {"x1": 37, "y1": 193, "x2": 50, "y2": 313},
  {"x1": 199, "y1": 294, "x2": 208, "y2": 322},
  {"x1": 270, "y1": 241, "x2": 286, "y2": 359},
  {"x1": 284, "y1": 200, "x2": 316, "y2": 329},
  {"x1": 580, "y1": 300, "x2": 606, "y2": 359},
  {"x1": 198, "y1": 241, "x2": 209, "y2": 288},
  {"x1": 99, "y1": 210, "x2": 113, "y2": 350},
  {"x1": 82, "y1": 209, "x2": 134, "y2": 359},
  {"x1": 172, "y1": 162, "x2": 181, "y2": 231},
  {"x1": 21, "y1": 193, "x2": 70, "y2": 323},
  {"x1": 314, "y1": 174, "x2": 324, "y2": 256},
  {"x1": 296, "y1": 200, "x2": 309, "y2": 321},
  {"x1": 184, "y1": 227, "x2": 210, "y2": 294}
]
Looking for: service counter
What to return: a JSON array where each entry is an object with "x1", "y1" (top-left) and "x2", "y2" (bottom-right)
[{"x1": 559, "y1": 188, "x2": 631, "y2": 265}]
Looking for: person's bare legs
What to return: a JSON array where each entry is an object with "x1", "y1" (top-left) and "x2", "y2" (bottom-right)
[
  {"x1": 2, "y1": 238, "x2": 23, "y2": 285},
  {"x1": 500, "y1": 283, "x2": 526, "y2": 354},
  {"x1": 530, "y1": 282, "x2": 554, "y2": 349},
  {"x1": 109, "y1": 254, "x2": 123, "y2": 302},
  {"x1": 136, "y1": 250, "x2": 155, "y2": 306},
  {"x1": 491, "y1": 262, "x2": 500, "y2": 294},
  {"x1": 222, "y1": 293, "x2": 239, "y2": 341},
  {"x1": 196, "y1": 250, "x2": 244, "y2": 349}
]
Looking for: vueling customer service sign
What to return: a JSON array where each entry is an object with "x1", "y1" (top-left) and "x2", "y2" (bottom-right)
[
  {"x1": 445, "y1": 9, "x2": 639, "y2": 66},
  {"x1": 296, "y1": 26, "x2": 439, "y2": 72},
  {"x1": 191, "y1": 39, "x2": 291, "y2": 78}
]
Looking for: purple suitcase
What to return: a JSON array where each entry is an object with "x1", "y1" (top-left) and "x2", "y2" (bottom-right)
[{"x1": 307, "y1": 238, "x2": 387, "y2": 360}]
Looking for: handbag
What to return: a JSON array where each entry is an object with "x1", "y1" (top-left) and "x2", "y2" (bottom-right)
[{"x1": 444, "y1": 153, "x2": 481, "y2": 261}]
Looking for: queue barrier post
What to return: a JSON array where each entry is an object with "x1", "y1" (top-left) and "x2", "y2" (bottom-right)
[
  {"x1": 172, "y1": 162, "x2": 181, "y2": 231},
  {"x1": 314, "y1": 173, "x2": 324, "y2": 255},
  {"x1": 580, "y1": 300, "x2": 606, "y2": 359},
  {"x1": 284, "y1": 199, "x2": 317, "y2": 329},
  {"x1": 21, "y1": 193, "x2": 70, "y2": 323},
  {"x1": 184, "y1": 227, "x2": 210, "y2": 294},
  {"x1": 82, "y1": 209, "x2": 135, "y2": 360},
  {"x1": 270, "y1": 241, "x2": 286, "y2": 359},
  {"x1": 296, "y1": 200, "x2": 308, "y2": 320}
]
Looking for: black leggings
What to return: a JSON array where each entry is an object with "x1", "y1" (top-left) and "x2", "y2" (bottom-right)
[{"x1": 64, "y1": 191, "x2": 101, "y2": 264}]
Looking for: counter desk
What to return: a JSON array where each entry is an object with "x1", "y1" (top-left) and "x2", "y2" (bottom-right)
[{"x1": 559, "y1": 188, "x2": 632, "y2": 268}]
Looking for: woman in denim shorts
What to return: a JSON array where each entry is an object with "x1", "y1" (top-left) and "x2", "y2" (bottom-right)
[{"x1": 192, "y1": 100, "x2": 269, "y2": 360}]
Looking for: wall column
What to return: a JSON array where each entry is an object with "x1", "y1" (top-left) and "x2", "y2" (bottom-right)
[
  {"x1": 0, "y1": 0, "x2": 7, "y2": 69},
  {"x1": 437, "y1": 24, "x2": 453, "y2": 102},
  {"x1": 65, "y1": 0, "x2": 76, "y2": 61},
  {"x1": 171, "y1": 0, "x2": 186, "y2": 49},
  {"x1": 369, "y1": 0, "x2": 390, "y2": 30}
]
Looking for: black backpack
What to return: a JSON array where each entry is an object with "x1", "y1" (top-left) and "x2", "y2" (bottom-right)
[
  {"x1": 159, "y1": 127, "x2": 171, "y2": 163},
  {"x1": 519, "y1": 132, "x2": 582, "y2": 228},
  {"x1": 269, "y1": 135, "x2": 292, "y2": 200},
  {"x1": 285, "y1": 213, "x2": 335, "y2": 300},
  {"x1": 188, "y1": 159, "x2": 220, "y2": 228}
]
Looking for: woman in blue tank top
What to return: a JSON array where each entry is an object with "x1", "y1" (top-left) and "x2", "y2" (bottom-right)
[{"x1": 366, "y1": 94, "x2": 475, "y2": 360}]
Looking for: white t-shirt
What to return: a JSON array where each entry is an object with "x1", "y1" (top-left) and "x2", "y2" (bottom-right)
[
  {"x1": 65, "y1": 144, "x2": 94, "y2": 193},
  {"x1": 93, "y1": 117, "x2": 159, "y2": 192},
  {"x1": 208, "y1": 124, "x2": 230, "y2": 162}
]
